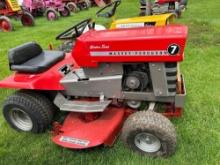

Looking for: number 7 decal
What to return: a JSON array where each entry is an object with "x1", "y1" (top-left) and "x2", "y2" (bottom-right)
[{"x1": 168, "y1": 44, "x2": 180, "y2": 55}]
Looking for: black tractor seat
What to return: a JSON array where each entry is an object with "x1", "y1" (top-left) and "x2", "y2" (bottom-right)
[{"x1": 8, "y1": 42, "x2": 65, "y2": 73}]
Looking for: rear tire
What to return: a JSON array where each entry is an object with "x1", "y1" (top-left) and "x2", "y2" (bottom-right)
[
  {"x1": 121, "y1": 111, "x2": 176, "y2": 157},
  {"x1": 84, "y1": 0, "x2": 91, "y2": 7},
  {"x1": 67, "y1": 2, "x2": 79, "y2": 13},
  {"x1": 3, "y1": 90, "x2": 55, "y2": 133}
]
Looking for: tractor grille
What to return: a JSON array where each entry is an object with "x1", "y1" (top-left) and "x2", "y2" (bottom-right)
[{"x1": 165, "y1": 63, "x2": 177, "y2": 96}]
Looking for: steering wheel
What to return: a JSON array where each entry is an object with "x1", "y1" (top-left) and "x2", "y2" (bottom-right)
[
  {"x1": 96, "y1": 0, "x2": 121, "y2": 18},
  {"x1": 56, "y1": 18, "x2": 94, "y2": 40}
]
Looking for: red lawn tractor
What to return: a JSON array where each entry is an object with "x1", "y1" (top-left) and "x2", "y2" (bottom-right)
[
  {"x1": 0, "y1": 0, "x2": 35, "y2": 32},
  {"x1": 0, "y1": 19, "x2": 187, "y2": 157}
]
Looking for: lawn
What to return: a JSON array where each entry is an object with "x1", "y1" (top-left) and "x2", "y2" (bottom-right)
[{"x1": 0, "y1": 0, "x2": 220, "y2": 164}]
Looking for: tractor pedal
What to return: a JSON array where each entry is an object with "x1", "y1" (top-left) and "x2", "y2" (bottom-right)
[{"x1": 54, "y1": 93, "x2": 111, "y2": 113}]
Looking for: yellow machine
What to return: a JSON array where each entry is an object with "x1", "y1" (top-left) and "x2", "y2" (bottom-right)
[
  {"x1": 96, "y1": 0, "x2": 175, "y2": 30},
  {"x1": 6, "y1": 0, "x2": 21, "y2": 11},
  {"x1": 110, "y1": 13, "x2": 175, "y2": 29}
]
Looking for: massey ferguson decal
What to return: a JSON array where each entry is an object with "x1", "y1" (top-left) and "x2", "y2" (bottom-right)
[
  {"x1": 90, "y1": 50, "x2": 169, "y2": 57},
  {"x1": 90, "y1": 44, "x2": 180, "y2": 57}
]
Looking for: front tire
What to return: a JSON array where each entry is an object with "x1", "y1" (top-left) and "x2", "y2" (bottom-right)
[
  {"x1": 3, "y1": 90, "x2": 55, "y2": 133},
  {"x1": 121, "y1": 111, "x2": 176, "y2": 157},
  {"x1": 60, "y1": 6, "x2": 71, "y2": 17},
  {"x1": 21, "y1": 12, "x2": 35, "y2": 26},
  {"x1": 46, "y1": 8, "x2": 59, "y2": 21},
  {"x1": 0, "y1": 16, "x2": 13, "y2": 32}
]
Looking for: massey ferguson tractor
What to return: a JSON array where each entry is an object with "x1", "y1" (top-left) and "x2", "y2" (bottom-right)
[
  {"x1": 140, "y1": 0, "x2": 188, "y2": 17},
  {"x1": 0, "y1": 19, "x2": 187, "y2": 157},
  {"x1": 0, "y1": 0, "x2": 35, "y2": 31}
]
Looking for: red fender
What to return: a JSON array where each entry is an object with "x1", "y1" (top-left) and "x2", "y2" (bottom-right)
[{"x1": 0, "y1": 53, "x2": 79, "y2": 90}]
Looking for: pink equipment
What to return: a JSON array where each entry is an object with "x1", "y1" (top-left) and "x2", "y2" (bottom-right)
[{"x1": 23, "y1": 0, "x2": 70, "y2": 20}]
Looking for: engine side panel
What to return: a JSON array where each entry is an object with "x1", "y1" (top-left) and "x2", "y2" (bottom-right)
[{"x1": 60, "y1": 71, "x2": 123, "y2": 98}]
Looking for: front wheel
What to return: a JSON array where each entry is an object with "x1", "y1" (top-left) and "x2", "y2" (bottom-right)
[
  {"x1": 46, "y1": 8, "x2": 59, "y2": 21},
  {"x1": 21, "y1": 12, "x2": 35, "y2": 26},
  {"x1": 3, "y1": 90, "x2": 55, "y2": 133},
  {"x1": 0, "y1": 16, "x2": 13, "y2": 32},
  {"x1": 60, "y1": 6, "x2": 71, "y2": 17},
  {"x1": 121, "y1": 111, "x2": 176, "y2": 157}
]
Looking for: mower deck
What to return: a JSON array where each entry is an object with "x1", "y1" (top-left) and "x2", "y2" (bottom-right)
[{"x1": 52, "y1": 107, "x2": 130, "y2": 149}]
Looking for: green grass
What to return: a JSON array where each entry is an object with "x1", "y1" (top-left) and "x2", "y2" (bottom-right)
[{"x1": 0, "y1": 0, "x2": 220, "y2": 164}]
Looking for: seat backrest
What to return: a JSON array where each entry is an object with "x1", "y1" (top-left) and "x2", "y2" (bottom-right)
[{"x1": 8, "y1": 42, "x2": 42, "y2": 66}]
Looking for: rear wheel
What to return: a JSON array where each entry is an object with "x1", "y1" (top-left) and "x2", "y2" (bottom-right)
[
  {"x1": 0, "y1": 16, "x2": 13, "y2": 32},
  {"x1": 21, "y1": 12, "x2": 35, "y2": 26},
  {"x1": 3, "y1": 90, "x2": 55, "y2": 133},
  {"x1": 81, "y1": 1, "x2": 89, "y2": 10},
  {"x1": 121, "y1": 111, "x2": 176, "y2": 157},
  {"x1": 67, "y1": 2, "x2": 79, "y2": 13},
  {"x1": 84, "y1": 0, "x2": 91, "y2": 7}
]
